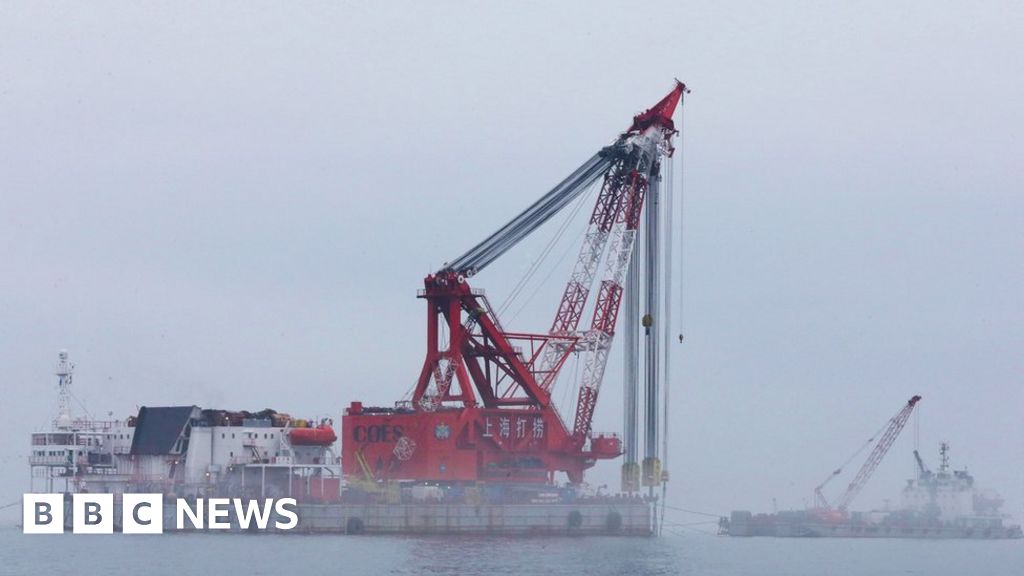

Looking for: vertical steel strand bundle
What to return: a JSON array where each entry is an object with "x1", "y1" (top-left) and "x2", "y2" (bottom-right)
[
  {"x1": 662, "y1": 151, "x2": 674, "y2": 472},
  {"x1": 623, "y1": 245, "x2": 640, "y2": 465},
  {"x1": 643, "y1": 172, "x2": 660, "y2": 461}
]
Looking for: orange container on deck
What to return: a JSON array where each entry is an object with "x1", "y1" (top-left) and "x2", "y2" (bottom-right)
[{"x1": 289, "y1": 425, "x2": 337, "y2": 446}]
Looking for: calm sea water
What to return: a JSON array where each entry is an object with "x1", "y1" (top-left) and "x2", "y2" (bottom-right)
[{"x1": 1, "y1": 525, "x2": 1020, "y2": 576}]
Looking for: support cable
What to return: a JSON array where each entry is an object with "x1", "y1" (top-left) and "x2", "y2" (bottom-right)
[
  {"x1": 559, "y1": 348, "x2": 583, "y2": 429},
  {"x1": 914, "y1": 403, "x2": 920, "y2": 451},
  {"x1": 445, "y1": 153, "x2": 613, "y2": 275},
  {"x1": 660, "y1": 503, "x2": 724, "y2": 518},
  {"x1": 661, "y1": 89, "x2": 688, "y2": 535},
  {"x1": 662, "y1": 519, "x2": 721, "y2": 527},
  {"x1": 815, "y1": 418, "x2": 890, "y2": 504},
  {"x1": 497, "y1": 184, "x2": 595, "y2": 317},
  {"x1": 506, "y1": 213, "x2": 591, "y2": 327},
  {"x1": 676, "y1": 97, "x2": 687, "y2": 340}
]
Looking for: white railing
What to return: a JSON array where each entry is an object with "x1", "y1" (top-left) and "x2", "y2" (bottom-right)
[{"x1": 29, "y1": 456, "x2": 70, "y2": 466}]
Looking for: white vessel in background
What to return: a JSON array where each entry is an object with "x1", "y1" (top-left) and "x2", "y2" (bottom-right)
[{"x1": 895, "y1": 443, "x2": 1018, "y2": 537}]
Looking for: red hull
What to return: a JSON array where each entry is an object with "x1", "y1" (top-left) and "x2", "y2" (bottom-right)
[{"x1": 342, "y1": 404, "x2": 620, "y2": 484}]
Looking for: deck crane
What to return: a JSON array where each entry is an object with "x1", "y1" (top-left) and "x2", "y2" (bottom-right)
[
  {"x1": 913, "y1": 449, "x2": 932, "y2": 481},
  {"x1": 342, "y1": 82, "x2": 687, "y2": 485},
  {"x1": 813, "y1": 395, "x2": 921, "y2": 512}
]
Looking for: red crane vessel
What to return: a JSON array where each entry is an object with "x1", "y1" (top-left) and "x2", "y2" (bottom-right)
[{"x1": 342, "y1": 83, "x2": 687, "y2": 486}]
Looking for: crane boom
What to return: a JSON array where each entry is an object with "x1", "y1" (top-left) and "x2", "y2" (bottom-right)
[
  {"x1": 833, "y1": 395, "x2": 922, "y2": 510},
  {"x1": 913, "y1": 449, "x2": 931, "y2": 478},
  {"x1": 443, "y1": 152, "x2": 614, "y2": 276}
]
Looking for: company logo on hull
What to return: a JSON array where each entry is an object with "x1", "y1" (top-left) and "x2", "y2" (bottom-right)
[
  {"x1": 22, "y1": 494, "x2": 298, "y2": 534},
  {"x1": 351, "y1": 424, "x2": 404, "y2": 442}
]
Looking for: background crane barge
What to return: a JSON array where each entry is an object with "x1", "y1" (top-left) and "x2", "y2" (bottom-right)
[{"x1": 723, "y1": 395, "x2": 1022, "y2": 539}]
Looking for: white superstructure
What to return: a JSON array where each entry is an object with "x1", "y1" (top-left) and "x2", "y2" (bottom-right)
[
  {"x1": 29, "y1": 351, "x2": 341, "y2": 501},
  {"x1": 901, "y1": 443, "x2": 1012, "y2": 530}
]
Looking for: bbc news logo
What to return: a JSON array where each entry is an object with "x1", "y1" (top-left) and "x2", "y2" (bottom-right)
[{"x1": 23, "y1": 494, "x2": 298, "y2": 534}]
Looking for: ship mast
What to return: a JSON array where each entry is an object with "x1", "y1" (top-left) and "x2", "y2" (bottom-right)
[
  {"x1": 938, "y1": 442, "x2": 950, "y2": 474},
  {"x1": 55, "y1": 349, "x2": 75, "y2": 430}
]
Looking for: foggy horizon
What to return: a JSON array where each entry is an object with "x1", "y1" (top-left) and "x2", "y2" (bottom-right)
[{"x1": 2, "y1": 0, "x2": 1021, "y2": 530}]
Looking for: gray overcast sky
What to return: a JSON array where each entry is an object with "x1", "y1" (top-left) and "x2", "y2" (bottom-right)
[{"x1": 1, "y1": 1, "x2": 1021, "y2": 521}]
